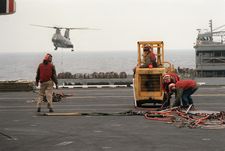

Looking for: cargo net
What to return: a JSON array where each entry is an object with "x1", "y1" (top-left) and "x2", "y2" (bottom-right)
[
  {"x1": 140, "y1": 74, "x2": 160, "y2": 91},
  {"x1": 144, "y1": 107, "x2": 225, "y2": 129}
]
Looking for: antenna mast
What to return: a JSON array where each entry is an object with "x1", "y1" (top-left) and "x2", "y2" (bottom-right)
[{"x1": 209, "y1": 19, "x2": 213, "y2": 41}]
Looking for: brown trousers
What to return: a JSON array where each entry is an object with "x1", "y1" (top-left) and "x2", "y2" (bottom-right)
[{"x1": 37, "y1": 80, "x2": 54, "y2": 108}]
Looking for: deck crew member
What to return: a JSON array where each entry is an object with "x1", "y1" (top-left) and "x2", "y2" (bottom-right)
[
  {"x1": 161, "y1": 73, "x2": 180, "y2": 108},
  {"x1": 35, "y1": 53, "x2": 58, "y2": 112},
  {"x1": 169, "y1": 79, "x2": 198, "y2": 108},
  {"x1": 140, "y1": 45, "x2": 157, "y2": 68},
  {"x1": 133, "y1": 45, "x2": 157, "y2": 75}
]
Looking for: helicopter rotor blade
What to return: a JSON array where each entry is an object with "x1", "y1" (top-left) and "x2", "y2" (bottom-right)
[
  {"x1": 31, "y1": 24, "x2": 100, "y2": 30},
  {"x1": 67, "y1": 27, "x2": 100, "y2": 30},
  {"x1": 30, "y1": 24, "x2": 62, "y2": 29}
]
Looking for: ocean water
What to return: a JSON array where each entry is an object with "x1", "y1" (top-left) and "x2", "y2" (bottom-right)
[{"x1": 0, "y1": 50, "x2": 195, "y2": 80}]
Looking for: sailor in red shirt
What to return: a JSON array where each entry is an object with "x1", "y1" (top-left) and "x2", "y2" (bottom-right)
[
  {"x1": 161, "y1": 73, "x2": 180, "y2": 108},
  {"x1": 36, "y1": 53, "x2": 58, "y2": 112},
  {"x1": 169, "y1": 79, "x2": 198, "y2": 107},
  {"x1": 133, "y1": 45, "x2": 157, "y2": 75},
  {"x1": 140, "y1": 45, "x2": 157, "y2": 68}
]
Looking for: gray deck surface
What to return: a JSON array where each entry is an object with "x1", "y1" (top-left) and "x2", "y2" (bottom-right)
[{"x1": 0, "y1": 87, "x2": 225, "y2": 151}]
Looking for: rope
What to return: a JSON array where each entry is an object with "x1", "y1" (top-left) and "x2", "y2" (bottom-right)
[
  {"x1": 143, "y1": 107, "x2": 225, "y2": 129},
  {"x1": 41, "y1": 110, "x2": 146, "y2": 116},
  {"x1": 60, "y1": 49, "x2": 65, "y2": 73},
  {"x1": 0, "y1": 131, "x2": 16, "y2": 140},
  {"x1": 37, "y1": 103, "x2": 225, "y2": 129}
]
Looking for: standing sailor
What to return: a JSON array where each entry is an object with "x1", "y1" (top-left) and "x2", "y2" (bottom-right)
[{"x1": 36, "y1": 53, "x2": 58, "y2": 112}]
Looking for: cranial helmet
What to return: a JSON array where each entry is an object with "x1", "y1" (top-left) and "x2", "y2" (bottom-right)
[
  {"x1": 163, "y1": 74, "x2": 172, "y2": 83},
  {"x1": 143, "y1": 44, "x2": 152, "y2": 51},
  {"x1": 43, "y1": 53, "x2": 52, "y2": 61}
]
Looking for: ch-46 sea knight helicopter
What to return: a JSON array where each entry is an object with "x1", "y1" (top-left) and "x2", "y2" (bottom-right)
[{"x1": 31, "y1": 24, "x2": 96, "y2": 51}]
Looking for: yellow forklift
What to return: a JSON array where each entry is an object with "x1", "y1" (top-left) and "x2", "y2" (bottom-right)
[{"x1": 133, "y1": 41, "x2": 174, "y2": 107}]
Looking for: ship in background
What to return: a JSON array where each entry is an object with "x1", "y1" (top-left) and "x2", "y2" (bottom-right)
[{"x1": 194, "y1": 20, "x2": 225, "y2": 77}]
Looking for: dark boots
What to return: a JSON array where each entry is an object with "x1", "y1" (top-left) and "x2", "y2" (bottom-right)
[
  {"x1": 49, "y1": 108, "x2": 54, "y2": 112},
  {"x1": 47, "y1": 103, "x2": 54, "y2": 112},
  {"x1": 37, "y1": 107, "x2": 41, "y2": 112},
  {"x1": 37, "y1": 105, "x2": 54, "y2": 113}
]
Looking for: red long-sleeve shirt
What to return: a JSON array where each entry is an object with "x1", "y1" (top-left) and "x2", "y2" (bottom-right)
[{"x1": 175, "y1": 80, "x2": 196, "y2": 90}]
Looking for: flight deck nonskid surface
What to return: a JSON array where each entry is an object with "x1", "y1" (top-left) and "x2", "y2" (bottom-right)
[{"x1": 0, "y1": 87, "x2": 225, "y2": 151}]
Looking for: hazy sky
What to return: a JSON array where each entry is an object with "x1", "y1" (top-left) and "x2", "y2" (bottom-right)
[{"x1": 0, "y1": 0, "x2": 225, "y2": 52}]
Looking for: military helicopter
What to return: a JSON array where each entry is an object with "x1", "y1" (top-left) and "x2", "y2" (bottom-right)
[{"x1": 31, "y1": 24, "x2": 95, "y2": 51}]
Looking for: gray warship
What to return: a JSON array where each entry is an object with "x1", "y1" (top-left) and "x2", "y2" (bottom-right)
[{"x1": 194, "y1": 20, "x2": 225, "y2": 77}]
